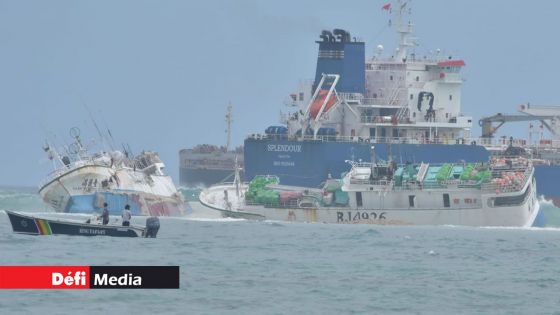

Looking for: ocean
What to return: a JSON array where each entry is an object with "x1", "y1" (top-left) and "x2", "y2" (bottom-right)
[{"x1": 1, "y1": 187, "x2": 560, "y2": 314}]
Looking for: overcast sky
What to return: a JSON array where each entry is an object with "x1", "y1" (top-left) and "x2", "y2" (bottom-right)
[{"x1": 1, "y1": 0, "x2": 558, "y2": 186}]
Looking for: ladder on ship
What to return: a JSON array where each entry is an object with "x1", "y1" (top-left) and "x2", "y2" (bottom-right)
[{"x1": 416, "y1": 162, "x2": 429, "y2": 182}]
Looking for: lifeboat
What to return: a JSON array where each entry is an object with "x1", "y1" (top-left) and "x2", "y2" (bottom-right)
[{"x1": 309, "y1": 90, "x2": 338, "y2": 119}]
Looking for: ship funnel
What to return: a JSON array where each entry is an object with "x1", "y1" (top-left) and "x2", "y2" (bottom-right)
[{"x1": 314, "y1": 29, "x2": 365, "y2": 94}]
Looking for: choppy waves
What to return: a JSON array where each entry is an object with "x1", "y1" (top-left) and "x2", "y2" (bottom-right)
[
  {"x1": 0, "y1": 187, "x2": 48, "y2": 212},
  {"x1": 2, "y1": 188, "x2": 560, "y2": 314}
]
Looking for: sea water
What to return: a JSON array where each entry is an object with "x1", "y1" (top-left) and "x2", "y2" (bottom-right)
[{"x1": 1, "y1": 187, "x2": 560, "y2": 315}]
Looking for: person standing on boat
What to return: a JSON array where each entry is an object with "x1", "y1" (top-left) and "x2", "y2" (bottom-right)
[
  {"x1": 101, "y1": 202, "x2": 110, "y2": 225},
  {"x1": 122, "y1": 204, "x2": 132, "y2": 226}
]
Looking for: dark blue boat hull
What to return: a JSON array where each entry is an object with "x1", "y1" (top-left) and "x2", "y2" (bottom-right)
[{"x1": 6, "y1": 211, "x2": 144, "y2": 237}]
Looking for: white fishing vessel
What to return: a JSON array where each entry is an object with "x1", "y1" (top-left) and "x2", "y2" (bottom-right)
[
  {"x1": 39, "y1": 127, "x2": 187, "y2": 216},
  {"x1": 200, "y1": 150, "x2": 540, "y2": 227}
]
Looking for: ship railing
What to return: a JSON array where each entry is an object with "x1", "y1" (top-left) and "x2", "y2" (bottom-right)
[
  {"x1": 470, "y1": 137, "x2": 560, "y2": 149},
  {"x1": 245, "y1": 199, "x2": 302, "y2": 209},
  {"x1": 357, "y1": 99, "x2": 405, "y2": 106},
  {"x1": 337, "y1": 92, "x2": 364, "y2": 101},
  {"x1": 39, "y1": 159, "x2": 102, "y2": 188},
  {"x1": 337, "y1": 92, "x2": 405, "y2": 106},
  {"x1": 346, "y1": 174, "x2": 529, "y2": 194},
  {"x1": 348, "y1": 178, "x2": 392, "y2": 186},
  {"x1": 479, "y1": 182, "x2": 524, "y2": 193},
  {"x1": 247, "y1": 134, "x2": 398, "y2": 144},
  {"x1": 247, "y1": 133, "x2": 560, "y2": 150},
  {"x1": 360, "y1": 116, "x2": 410, "y2": 124},
  {"x1": 248, "y1": 133, "x2": 479, "y2": 146}
]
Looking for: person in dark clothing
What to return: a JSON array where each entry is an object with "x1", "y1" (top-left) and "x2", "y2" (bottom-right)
[{"x1": 101, "y1": 202, "x2": 110, "y2": 225}]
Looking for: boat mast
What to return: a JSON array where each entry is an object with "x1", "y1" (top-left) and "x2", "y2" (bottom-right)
[
  {"x1": 43, "y1": 141, "x2": 63, "y2": 170},
  {"x1": 225, "y1": 103, "x2": 232, "y2": 152}
]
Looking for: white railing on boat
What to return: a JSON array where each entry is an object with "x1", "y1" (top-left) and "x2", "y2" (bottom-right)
[
  {"x1": 348, "y1": 164, "x2": 532, "y2": 194},
  {"x1": 247, "y1": 133, "x2": 560, "y2": 151},
  {"x1": 39, "y1": 159, "x2": 102, "y2": 188}
]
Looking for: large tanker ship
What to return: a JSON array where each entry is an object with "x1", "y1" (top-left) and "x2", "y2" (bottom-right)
[
  {"x1": 182, "y1": 0, "x2": 560, "y2": 207},
  {"x1": 242, "y1": 0, "x2": 560, "y2": 206}
]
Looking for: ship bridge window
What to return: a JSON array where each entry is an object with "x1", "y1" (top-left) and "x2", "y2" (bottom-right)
[
  {"x1": 409, "y1": 195, "x2": 415, "y2": 208},
  {"x1": 449, "y1": 94, "x2": 453, "y2": 101},
  {"x1": 415, "y1": 76, "x2": 419, "y2": 82},
  {"x1": 299, "y1": 93, "x2": 304, "y2": 101},
  {"x1": 410, "y1": 94, "x2": 413, "y2": 100},
  {"x1": 390, "y1": 75, "x2": 393, "y2": 81}
]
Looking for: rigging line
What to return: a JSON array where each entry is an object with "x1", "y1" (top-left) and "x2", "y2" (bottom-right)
[
  {"x1": 99, "y1": 111, "x2": 117, "y2": 151},
  {"x1": 81, "y1": 99, "x2": 107, "y2": 152}
]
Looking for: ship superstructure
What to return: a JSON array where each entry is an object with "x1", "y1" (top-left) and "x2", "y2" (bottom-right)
[
  {"x1": 244, "y1": 0, "x2": 489, "y2": 188},
  {"x1": 283, "y1": 1, "x2": 472, "y2": 144}
]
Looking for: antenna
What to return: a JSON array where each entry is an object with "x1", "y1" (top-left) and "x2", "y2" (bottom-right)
[
  {"x1": 82, "y1": 102, "x2": 108, "y2": 151},
  {"x1": 225, "y1": 103, "x2": 233, "y2": 152},
  {"x1": 100, "y1": 112, "x2": 116, "y2": 151},
  {"x1": 391, "y1": 0, "x2": 415, "y2": 60}
]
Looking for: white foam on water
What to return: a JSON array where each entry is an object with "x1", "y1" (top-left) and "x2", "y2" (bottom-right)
[
  {"x1": 479, "y1": 225, "x2": 560, "y2": 232},
  {"x1": 178, "y1": 184, "x2": 207, "y2": 190},
  {"x1": 171, "y1": 216, "x2": 246, "y2": 223},
  {"x1": 187, "y1": 217, "x2": 246, "y2": 222},
  {"x1": 538, "y1": 195, "x2": 556, "y2": 207}
]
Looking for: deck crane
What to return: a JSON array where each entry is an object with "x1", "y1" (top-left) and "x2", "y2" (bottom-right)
[{"x1": 479, "y1": 103, "x2": 560, "y2": 138}]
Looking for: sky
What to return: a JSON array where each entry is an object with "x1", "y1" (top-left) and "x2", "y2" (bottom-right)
[{"x1": 1, "y1": 0, "x2": 559, "y2": 186}]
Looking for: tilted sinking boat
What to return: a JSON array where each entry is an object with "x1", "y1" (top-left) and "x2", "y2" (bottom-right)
[
  {"x1": 200, "y1": 152, "x2": 541, "y2": 227},
  {"x1": 39, "y1": 127, "x2": 188, "y2": 216},
  {"x1": 5, "y1": 211, "x2": 160, "y2": 238}
]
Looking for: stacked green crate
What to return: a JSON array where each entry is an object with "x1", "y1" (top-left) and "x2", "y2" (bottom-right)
[{"x1": 245, "y1": 176, "x2": 280, "y2": 203}]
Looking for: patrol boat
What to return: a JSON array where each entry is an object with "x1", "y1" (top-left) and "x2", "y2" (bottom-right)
[
  {"x1": 5, "y1": 211, "x2": 160, "y2": 238},
  {"x1": 200, "y1": 153, "x2": 540, "y2": 227},
  {"x1": 39, "y1": 127, "x2": 187, "y2": 216}
]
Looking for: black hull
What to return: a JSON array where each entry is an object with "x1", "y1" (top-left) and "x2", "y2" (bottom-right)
[{"x1": 5, "y1": 211, "x2": 145, "y2": 238}]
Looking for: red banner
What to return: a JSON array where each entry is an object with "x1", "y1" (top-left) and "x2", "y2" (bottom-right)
[
  {"x1": 0, "y1": 266, "x2": 179, "y2": 289},
  {"x1": 0, "y1": 266, "x2": 90, "y2": 289}
]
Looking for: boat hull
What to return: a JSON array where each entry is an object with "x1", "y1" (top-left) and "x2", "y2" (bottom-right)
[
  {"x1": 39, "y1": 165, "x2": 187, "y2": 216},
  {"x1": 200, "y1": 180, "x2": 541, "y2": 227},
  {"x1": 5, "y1": 211, "x2": 144, "y2": 237}
]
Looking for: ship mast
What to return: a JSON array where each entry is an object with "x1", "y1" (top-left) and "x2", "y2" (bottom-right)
[
  {"x1": 392, "y1": 0, "x2": 415, "y2": 60},
  {"x1": 225, "y1": 103, "x2": 232, "y2": 152}
]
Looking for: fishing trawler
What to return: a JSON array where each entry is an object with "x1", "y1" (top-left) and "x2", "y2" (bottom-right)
[
  {"x1": 39, "y1": 127, "x2": 187, "y2": 216},
  {"x1": 200, "y1": 152, "x2": 540, "y2": 227}
]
